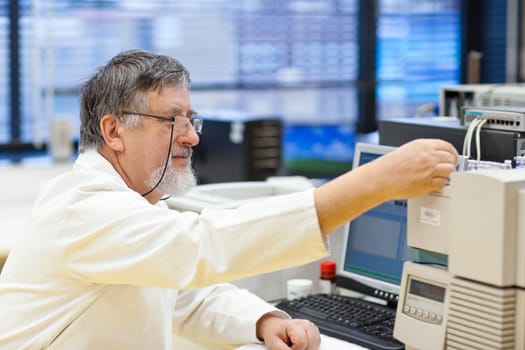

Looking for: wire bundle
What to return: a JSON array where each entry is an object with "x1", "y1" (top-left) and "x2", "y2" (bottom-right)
[{"x1": 462, "y1": 117, "x2": 487, "y2": 161}]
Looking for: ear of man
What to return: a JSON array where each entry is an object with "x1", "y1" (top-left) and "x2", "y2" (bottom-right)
[{"x1": 99, "y1": 114, "x2": 125, "y2": 152}]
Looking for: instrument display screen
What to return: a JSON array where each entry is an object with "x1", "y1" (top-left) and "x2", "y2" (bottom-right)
[{"x1": 409, "y1": 279, "x2": 446, "y2": 303}]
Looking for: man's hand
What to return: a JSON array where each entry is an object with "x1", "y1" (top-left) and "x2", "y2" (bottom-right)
[
  {"x1": 315, "y1": 138, "x2": 459, "y2": 235},
  {"x1": 373, "y1": 138, "x2": 459, "y2": 199},
  {"x1": 256, "y1": 313, "x2": 321, "y2": 350}
]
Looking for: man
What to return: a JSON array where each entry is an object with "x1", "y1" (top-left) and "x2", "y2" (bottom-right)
[{"x1": 0, "y1": 50, "x2": 458, "y2": 349}]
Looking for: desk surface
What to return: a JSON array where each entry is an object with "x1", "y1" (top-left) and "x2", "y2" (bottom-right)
[{"x1": 236, "y1": 334, "x2": 368, "y2": 350}]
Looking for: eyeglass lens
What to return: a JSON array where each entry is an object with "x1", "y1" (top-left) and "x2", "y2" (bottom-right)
[{"x1": 174, "y1": 116, "x2": 203, "y2": 133}]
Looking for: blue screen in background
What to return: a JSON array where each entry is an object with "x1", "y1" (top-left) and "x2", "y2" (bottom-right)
[{"x1": 284, "y1": 124, "x2": 356, "y2": 163}]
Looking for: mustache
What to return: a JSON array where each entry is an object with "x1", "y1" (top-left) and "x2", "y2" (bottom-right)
[{"x1": 171, "y1": 147, "x2": 192, "y2": 158}]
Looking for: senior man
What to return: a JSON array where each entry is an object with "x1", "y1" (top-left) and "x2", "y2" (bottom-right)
[{"x1": 0, "y1": 49, "x2": 458, "y2": 350}]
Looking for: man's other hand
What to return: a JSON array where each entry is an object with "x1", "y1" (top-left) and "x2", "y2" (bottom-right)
[{"x1": 256, "y1": 314, "x2": 321, "y2": 350}]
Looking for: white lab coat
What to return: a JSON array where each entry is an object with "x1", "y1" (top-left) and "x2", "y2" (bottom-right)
[{"x1": 0, "y1": 150, "x2": 328, "y2": 349}]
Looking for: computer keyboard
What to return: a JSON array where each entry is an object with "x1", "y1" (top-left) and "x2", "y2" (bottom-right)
[{"x1": 275, "y1": 294, "x2": 404, "y2": 350}]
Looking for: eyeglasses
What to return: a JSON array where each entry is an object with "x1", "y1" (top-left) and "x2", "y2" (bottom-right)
[{"x1": 122, "y1": 111, "x2": 203, "y2": 134}]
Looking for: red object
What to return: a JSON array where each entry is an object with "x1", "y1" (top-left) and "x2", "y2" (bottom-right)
[{"x1": 320, "y1": 260, "x2": 336, "y2": 280}]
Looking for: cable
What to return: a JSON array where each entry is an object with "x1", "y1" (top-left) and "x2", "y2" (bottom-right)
[
  {"x1": 462, "y1": 117, "x2": 482, "y2": 158},
  {"x1": 475, "y1": 118, "x2": 487, "y2": 161},
  {"x1": 141, "y1": 122, "x2": 174, "y2": 197},
  {"x1": 462, "y1": 118, "x2": 475, "y2": 157},
  {"x1": 467, "y1": 118, "x2": 483, "y2": 159}
]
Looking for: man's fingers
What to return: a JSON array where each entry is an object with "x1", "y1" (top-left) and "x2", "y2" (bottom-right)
[
  {"x1": 304, "y1": 322, "x2": 321, "y2": 350},
  {"x1": 288, "y1": 321, "x2": 319, "y2": 350},
  {"x1": 287, "y1": 324, "x2": 308, "y2": 350},
  {"x1": 260, "y1": 317, "x2": 321, "y2": 350},
  {"x1": 264, "y1": 334, "x2": 293, "y2": 350}
]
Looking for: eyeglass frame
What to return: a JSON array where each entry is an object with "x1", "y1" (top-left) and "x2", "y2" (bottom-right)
[{"x1": 121, "y1": 110, "x2": 203, "y2": 135}]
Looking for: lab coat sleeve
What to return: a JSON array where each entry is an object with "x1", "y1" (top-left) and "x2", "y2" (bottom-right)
[
  {"x1": 171, "y1": 284, "x2": 288, "y2": 346},
  {"x1": 59, "y1": 188, "x2": 329, "y2": 289}
]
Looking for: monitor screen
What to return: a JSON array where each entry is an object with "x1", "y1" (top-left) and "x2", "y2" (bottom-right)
[{"x1": 336, "y1": 143, "x2": 407, "y2": 306}]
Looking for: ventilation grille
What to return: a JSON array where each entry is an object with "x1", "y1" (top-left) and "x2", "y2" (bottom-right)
[{"x1": 446, "y1": 277, "x2": 516, "y2": 350}]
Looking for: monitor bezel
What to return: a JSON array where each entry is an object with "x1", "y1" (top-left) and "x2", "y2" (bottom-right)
[{"x1": 335, "y1": 142, "x2": 402, "y2": 306}]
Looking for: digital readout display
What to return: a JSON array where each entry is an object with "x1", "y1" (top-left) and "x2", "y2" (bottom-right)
[{"x1": 409, "y1": 279, "x2": 446, "y2": 303}]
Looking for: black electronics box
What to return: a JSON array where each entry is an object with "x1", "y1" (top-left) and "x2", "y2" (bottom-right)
[
  {"x1": 193, "y1": 114, "x2": 283, "y2": 184},
  {"x1": 379, "y1": 117, "x2": 525, "y2": 162}
]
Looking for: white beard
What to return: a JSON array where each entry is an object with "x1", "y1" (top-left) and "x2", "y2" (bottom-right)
[{"x1": 146, "y1": 157, "x2": 197, "y2": 197}]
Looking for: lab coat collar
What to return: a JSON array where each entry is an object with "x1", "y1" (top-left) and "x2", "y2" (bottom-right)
[
  {"x1": 73, "y1": 150, "x2": 166, "y2": 207},
  {"x1": 73, "y1": 149, "x2": 129, "y2": 189}
]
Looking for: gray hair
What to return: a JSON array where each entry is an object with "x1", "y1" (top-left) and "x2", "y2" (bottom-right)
[{"x1": 78, "y1": 49, "x2": 191, "y2": 152}]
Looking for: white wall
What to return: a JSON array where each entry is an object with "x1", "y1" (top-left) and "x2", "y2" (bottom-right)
[
  {"x1": 0, "y1": 161, "x2": 73, "y2": 269},
  {"x1": 230, "y1": 227, "x2": 344, "y2": 301}
]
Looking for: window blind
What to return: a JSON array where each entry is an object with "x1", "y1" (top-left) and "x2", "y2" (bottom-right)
[
  {"x1": 16, "y1": 0, "x2": 358, "y2": 146},
  {"x1": 377, "y1": 0, "x2": 462, "y2": 120},
  {"x1": 0, "y1": 2, "x2": 8, "y2": 144}
]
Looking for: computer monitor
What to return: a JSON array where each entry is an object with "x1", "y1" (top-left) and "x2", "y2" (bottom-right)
[{"x1": 336, "y1": 142, "x2": 407, "y2": 307}]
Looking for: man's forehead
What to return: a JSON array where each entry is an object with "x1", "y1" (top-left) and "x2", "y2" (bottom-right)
[
  {"x1": 148, "y1": 84, "x2": 189, "y2": 97},
  {"x1": 170, "y1": 106, "x2": 197, "y2": 117},
  {"x1": 147, "y1": 86, "x2": 194, "y2": 113}
]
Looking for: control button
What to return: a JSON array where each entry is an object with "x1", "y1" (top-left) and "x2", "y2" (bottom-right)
[
  {"x1": 409, "y1": 307, "x2": 416, "y2": 315},
  {"x1": 403, "y1": 305, "x2": 410, "y2": 313},
  {"x1": 429, "y1": 313, "x2": 437, "y2": 321},
  {"x1": 423, "y1": 311, "x2": 429, "y2": 318},
  {"x1": 436, "y1": 314, "x2": 443, "y2": 323},
  {"x1": 416, "y1": 309, "x2": 423, "y2": 317}
]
